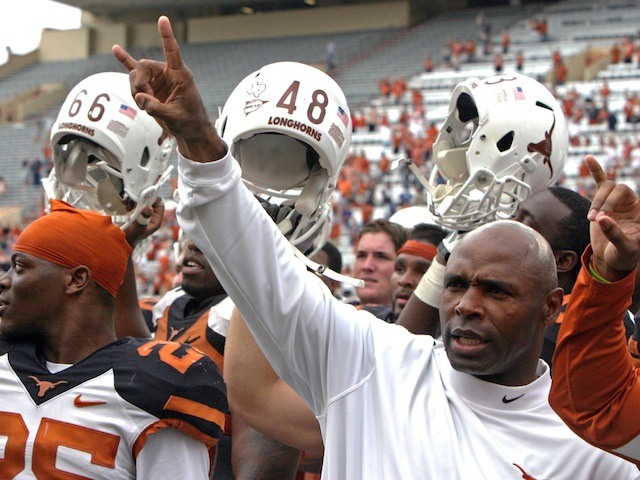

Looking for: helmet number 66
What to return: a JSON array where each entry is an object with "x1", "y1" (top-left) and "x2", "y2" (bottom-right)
[{"x1": 67, "y1": 89, "x2": 110, "y2": 123}]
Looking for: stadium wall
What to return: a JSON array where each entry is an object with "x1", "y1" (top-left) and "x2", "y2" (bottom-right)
[
  {"x1": 188, "y1": 2, "x2": 410, "y2": 43},
  {"x1": 37, "y1": 2, "x2": 412, "y2": 59}
]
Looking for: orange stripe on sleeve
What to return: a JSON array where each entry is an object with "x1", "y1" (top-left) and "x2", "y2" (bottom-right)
[
  {"x1": 164, "y1": 395, "x2": 227, "y2": 430},
  {"x1": 133, "y1": 419, "x2": 220, "y2": 456}
]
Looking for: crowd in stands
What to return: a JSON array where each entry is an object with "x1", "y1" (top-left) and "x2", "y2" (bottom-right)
[{"x1": 3, "y1": 8, "x2": 640, "y2": 305}]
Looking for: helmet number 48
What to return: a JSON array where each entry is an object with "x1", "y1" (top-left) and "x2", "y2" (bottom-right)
[{"x1": 276, "y1": 80, "x2": 328, "y2": 125}]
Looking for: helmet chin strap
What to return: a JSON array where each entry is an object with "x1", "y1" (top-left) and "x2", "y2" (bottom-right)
[
  {"x1": 391, "y1": 157, "x2": 438, "y2": 197},
  {"x1": 292, "y1": 244, "x2": 364, "y2": 288},
  {"x1": 113, "y1": 165, "x2": 174, "y2": 230}
]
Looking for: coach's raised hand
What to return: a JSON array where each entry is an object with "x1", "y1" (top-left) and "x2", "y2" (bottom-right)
[{"x1": 112, "y1": 15, "x2": 226, "y2": 163}]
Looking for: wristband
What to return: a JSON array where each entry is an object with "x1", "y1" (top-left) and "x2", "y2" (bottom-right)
[
  {"x1": 414, "y1": 260, "x2": 446, "y2": 308},
  {"x1": 588, "y1": 259, "x2": 612, "y2": 284}
]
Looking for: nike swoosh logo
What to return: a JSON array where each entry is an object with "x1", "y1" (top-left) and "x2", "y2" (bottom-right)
[
  {"x1": 74, "y1": 395, "x2": 106, "y2": 408},
  {"x1": 502, "y1": 394, "x2": 525, "y2": 404}
]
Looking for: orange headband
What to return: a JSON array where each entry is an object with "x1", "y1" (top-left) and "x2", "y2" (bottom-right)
[
  {"x1": 397, "y1": 240, "x2": 437, "y2": 261},
  {"x1": 13, "y1": 200, "x2": 131, "y2": 297}
]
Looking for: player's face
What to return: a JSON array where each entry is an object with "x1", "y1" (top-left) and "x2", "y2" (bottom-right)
[
  {"x1": 514, "y1": 189, "x2": 570, "y2": 244},
  {"x1": 439, "y1": 231, "x2": 547, "y2": 386},
  {"x1": 391, "y1": 251, "x2": 432, "y2": 315},
  {"x1": 0, "y1": 252, "x2": 67, "y2": 339},
  {"x1": 354, "y1": 232, "x2": 396, "y2": 306},
  {"x1": 180, "y1": 241, "x2": 225, "y2": 301}
]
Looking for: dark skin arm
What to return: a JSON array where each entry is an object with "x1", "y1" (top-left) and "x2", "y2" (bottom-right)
[
  {"x1": 396, "y1": 293, "x2": 441, "y2": 336},
  {"x1": 225, "y1": 308, "x2": 324, "y2": 455},
  {"x1": 114, "y1": 198, "x2": 165, "y2": 338},
  {"x1": 232, "y1": 416, "x2": 302, "y2": 480}
]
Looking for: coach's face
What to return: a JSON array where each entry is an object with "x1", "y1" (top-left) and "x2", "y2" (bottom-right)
[{"x1": 439, "y1": 223, "x2": 562, "y2": 386}]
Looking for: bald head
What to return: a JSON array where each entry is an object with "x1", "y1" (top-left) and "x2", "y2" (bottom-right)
[{"x1": 454, "y1": 220, "x2": 558, "y2": 297}]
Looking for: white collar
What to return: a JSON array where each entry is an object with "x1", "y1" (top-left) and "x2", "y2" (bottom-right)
[{"x1": 433, "y1": 342, "x2": 551, "y2": 411}]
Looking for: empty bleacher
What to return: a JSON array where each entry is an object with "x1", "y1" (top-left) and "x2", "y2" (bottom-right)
[{"x1": 1, "y1": 0, "x2": 640, "y2": 235}]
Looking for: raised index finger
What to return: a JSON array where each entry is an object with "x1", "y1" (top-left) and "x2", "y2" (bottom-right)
[
  {"x1": 585, "y1": 155, "x2": 607, "y2": 188},
  {"x1": 112, "y1": 44, "x2": 139, "y2": 72},
  {"x1": 585, "y1": 154, "x2": 616, "y2": 218},
  {"x1": 157, "y1": 15, "x2": 183, "y2": 70}
]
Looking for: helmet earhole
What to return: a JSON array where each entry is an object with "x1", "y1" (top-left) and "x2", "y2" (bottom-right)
[{"x1": 497, "y1": 131, "x2": 515, "y2": 152}]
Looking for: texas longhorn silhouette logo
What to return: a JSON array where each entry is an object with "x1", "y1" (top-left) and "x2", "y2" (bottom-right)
[
  {"x1": 527, "y1": 116, "x2": 556, "y2": 179},
  {"x1": 29, "y1": 375, "x2": 68, "y2": 397}
]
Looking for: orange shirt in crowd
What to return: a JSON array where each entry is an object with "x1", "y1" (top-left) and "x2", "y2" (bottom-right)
[{"x1": 611, "y1": 44, "x2": 621, "y2": 63}]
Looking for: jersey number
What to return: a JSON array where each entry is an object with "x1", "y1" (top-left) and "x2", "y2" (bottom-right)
[
  {"x1": 0, "y1": 412, "x2": 119, "y2": 478},
  {"x1": 137, "y1": 340, "x2": 205, "y2": 374}
]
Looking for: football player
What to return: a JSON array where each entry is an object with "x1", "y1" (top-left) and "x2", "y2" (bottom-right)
[{"x1": 0, "y1": 200, "x2": 227, "y2": 479}]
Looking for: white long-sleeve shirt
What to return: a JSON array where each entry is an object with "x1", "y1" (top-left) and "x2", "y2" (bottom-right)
[{"x1": 177, "y1": 149, "x2": 639, "y2": 479}]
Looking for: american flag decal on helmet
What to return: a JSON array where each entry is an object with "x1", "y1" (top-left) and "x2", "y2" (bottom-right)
[
  {"x1": 337, "y1": 106, "x2": 349, "y2": 127},
  {"x1": 119, "y1": 104, "x2": 137, "y2": 119}
]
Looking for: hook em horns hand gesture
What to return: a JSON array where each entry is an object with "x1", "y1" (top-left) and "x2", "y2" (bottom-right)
[
  {"x1": 112, "y1": 15, "x2": 226, "y2": 163},
  {"x1": 586, "y1": 155, "x2": 640, "y2": 281}
]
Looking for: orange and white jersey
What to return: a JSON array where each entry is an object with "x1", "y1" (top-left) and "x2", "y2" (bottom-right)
[{"x1": 0, "y1": 336, "x2": 227, "y2": 479}]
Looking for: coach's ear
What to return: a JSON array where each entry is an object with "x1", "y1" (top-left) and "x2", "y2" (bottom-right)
[
  {"x1": 543, "y1": 287, "x2": 564, "y2": 327},
  {"x1": 554, "y1": 249, "x2": 578, "y2": 274}
]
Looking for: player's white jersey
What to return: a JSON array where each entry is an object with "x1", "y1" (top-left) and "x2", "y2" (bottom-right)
[{"x1": 0, "y1": 336, "x2": 227, "y2": 479}]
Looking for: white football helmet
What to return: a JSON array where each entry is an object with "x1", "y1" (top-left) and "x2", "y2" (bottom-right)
[
  {"x1": 216, "y1": 61, "x2": 351, "y2": 255},
  {"x1": 389, "y1": 206, "x2": 440, "y2": 229},
  {"x1": 49, "y1": 71, "x2": 174, "y2": 229},
  {"x1": 427, "y1": 73, "x2": 568, "y2": 232}
]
